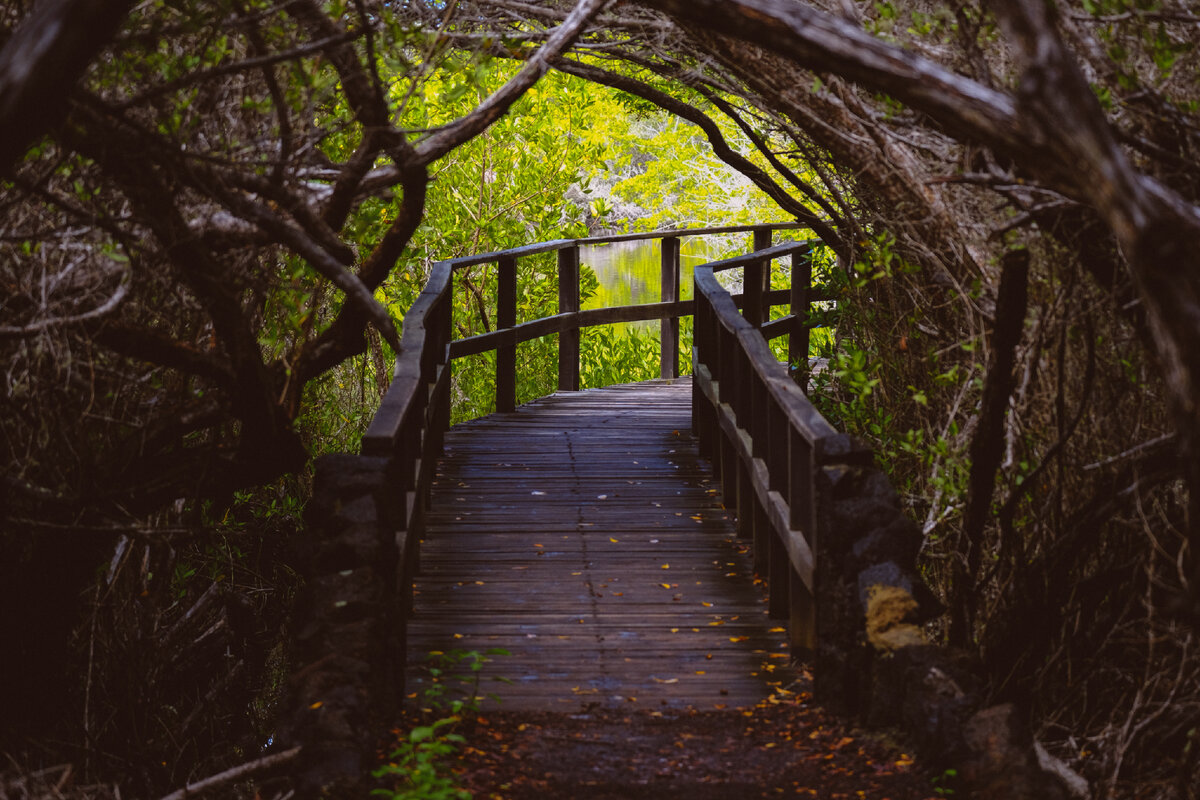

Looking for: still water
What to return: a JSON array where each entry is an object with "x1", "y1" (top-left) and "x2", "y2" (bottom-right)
[{"x1": 579, "y1": 235, "x2": 746, "y2": 326}]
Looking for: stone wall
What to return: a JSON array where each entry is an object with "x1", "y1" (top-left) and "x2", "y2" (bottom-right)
[
  {"x1": 273, "y1": 454, "x2": 401, "y2": 798},
  {"x1": 813, "y1": 458, "x2": 1086, "y2": 799}
]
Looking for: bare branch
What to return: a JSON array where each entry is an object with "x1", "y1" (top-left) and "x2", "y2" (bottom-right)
[
  {"x1": 155, "y1": 746, "x2": 302, "y2": 800},
  {"x1": 0, "y1": 267, "x2": 129, "y2": 339}
]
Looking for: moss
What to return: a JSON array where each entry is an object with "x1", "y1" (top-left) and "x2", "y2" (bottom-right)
[{"x1": 865, "y1": 584, "x2": 927, "y2": 652}]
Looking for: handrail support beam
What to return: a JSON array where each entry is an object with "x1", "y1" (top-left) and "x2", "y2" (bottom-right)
[
  {"x1": 660, "y1": 236, "x2": 681, "y2": 379},
  {"x1": 496, "y1": 255, "x2": 517, "y2": 412},
  {"x1": 557, "y1": 245, "x2": 580, "y2": 392}
]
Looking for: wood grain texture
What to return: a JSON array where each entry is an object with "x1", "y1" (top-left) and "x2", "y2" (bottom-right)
[{"x1": 405, "y1": 379, "x2": 798, "y2": 711}]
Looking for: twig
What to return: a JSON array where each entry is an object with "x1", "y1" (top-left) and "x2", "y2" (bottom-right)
[
  {"x1": 1082, "y1": 433, "x2": 1177, "y2": 472},
  {"x1": 154, "y1": 746, "x2": 301, "y2": 800},
  {"x1": 0, "y1": 270, "x2": 130, "y2": 339}
]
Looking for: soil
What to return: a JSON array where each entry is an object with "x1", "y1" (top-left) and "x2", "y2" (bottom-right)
[{"x1": 386, "y1": 689, "x2": 941, "y2": 800}]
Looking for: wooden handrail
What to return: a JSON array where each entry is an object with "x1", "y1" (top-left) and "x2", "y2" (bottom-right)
[
  {"x1": 442, "y1": 223, "x2": 814, "y2": 412},
  {"x1": 692, "y1": 242, "x2": 850, "y2": 659}
]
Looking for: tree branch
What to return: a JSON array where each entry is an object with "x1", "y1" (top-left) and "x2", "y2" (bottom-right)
[
  {"x1": 155, "y1": 746, "x2": 302, "y2": 800},
  {"x1": 414, "y1": 0, "x2": 611, "y2": 165},
  {"x1": 0, "y1": 0, "x2": 135, "y2": 174},
  {"x1": 550, "y1": 56, "x2": 849, "y2": 258},
  {"x1": 954, "y1": 248, "x2": 1028, "y2": 644}
]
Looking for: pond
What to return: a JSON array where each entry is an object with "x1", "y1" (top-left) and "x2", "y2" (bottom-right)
[{"x1": 580, "y1": 235, "x2": 749, "y2": 329}]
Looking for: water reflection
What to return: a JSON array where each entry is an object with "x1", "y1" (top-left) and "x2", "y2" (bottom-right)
[{"x1": 580, "y1": 235, "x2": 746, "y2": 329}]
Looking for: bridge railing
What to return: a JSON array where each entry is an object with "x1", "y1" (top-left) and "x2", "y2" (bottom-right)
[
  {"x1": 358, "y1": 223, "x2": 821, "y2": 551},
  {"x1": 692, "y1": 242, "x2": 853, "y2": 659},
  {"x1": 440, "y1": 223, "x2": 818, "y2": 411},
  {"x1": 291, "y1": 224, "x2": 1071, "y2": 797}
]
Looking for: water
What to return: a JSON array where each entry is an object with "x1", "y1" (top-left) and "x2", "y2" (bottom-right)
[{"x1": 580, "y1": 235, "x2": 747, "y2": 327}]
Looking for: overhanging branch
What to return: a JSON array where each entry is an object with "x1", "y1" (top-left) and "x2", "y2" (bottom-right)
[{"x1": 414, "y1": 0, "x2": 611, "y2": 165}]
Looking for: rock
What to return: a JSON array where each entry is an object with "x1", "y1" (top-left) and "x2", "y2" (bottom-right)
[{"x1": 863, "y1": 582, "x2": 927, "y2": 652}]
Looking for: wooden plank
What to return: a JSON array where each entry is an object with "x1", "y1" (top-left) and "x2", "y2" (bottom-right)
[
  {"x1": 405, "y1": 379, "x2": 797, "y2": 711},
  {"x1": 448, "y1": 301, "x2": 695, "y2": 359}
]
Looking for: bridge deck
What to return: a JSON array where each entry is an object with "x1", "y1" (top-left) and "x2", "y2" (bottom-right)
[{"x1": 405, "y1": 379, "x2": 798, "y2": 710}]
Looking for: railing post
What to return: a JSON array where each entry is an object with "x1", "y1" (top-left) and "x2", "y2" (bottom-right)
[
  {"x1": 660, "y1": 236, "x2": 681, "y2": 379},
  {"x1": 496, "y1": 256, "x2": 517, "y2": 412},
  {"x1": 557, "y1": 245, "x2": 580, "y2": 392},
  {"x1": 743, "y1": 227, "x2": 772, "y2": 328},
  {"x1": 789, "y1": 245, "x2": 813, "y2": 391},
  {"x1": 789, "y1": 428, "x2": 817, "y2": 658}
]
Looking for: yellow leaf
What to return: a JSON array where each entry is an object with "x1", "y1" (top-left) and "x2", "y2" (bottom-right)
[
  {"x1": 660, "y1": 583, "x2": 672, "y2": 589},
  {"x1": 769, "y1": 627, "x2": 786, "y2": 633},
  {"x1": 609, "y1": 537, "x2": 619, "y2": 543},
  {"x1": 702, "y1": 601, "x2": 713, "y2": 607},
  {"x1": 729, "y1": 636, "x2": 749, "y2": 643},
  {"x1": 309, "y1": 701, "x2": 323, "y2": 709},
  {"x1": 661, "y1": 563, "x2": 670, "y2": 569}
]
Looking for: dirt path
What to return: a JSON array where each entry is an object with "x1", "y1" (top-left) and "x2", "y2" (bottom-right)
[{"x1": 395, "y1": 689, "x2": 940, "y2": 799}]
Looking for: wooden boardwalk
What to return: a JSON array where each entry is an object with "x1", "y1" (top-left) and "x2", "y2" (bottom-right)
[{"x1": 405, "y1": 379, "x2": 798, "y2": 710}]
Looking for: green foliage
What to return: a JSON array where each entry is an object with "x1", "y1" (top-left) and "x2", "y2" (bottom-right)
[
  {"x1": 581, "y1": 324, "x2": 662, "y2": 389},
  {"x1": 931, "y1": 767, "x2": 959, "y2": 796},
  {"x1": 373, "y1": 649, "x2": 510, "y2": 800},
  {"x1": 418, "y1": 647, "x2": 512, "y2": 716},
  {"x1": 372, "y1": 717, "x2": 470, "y2": 800}
]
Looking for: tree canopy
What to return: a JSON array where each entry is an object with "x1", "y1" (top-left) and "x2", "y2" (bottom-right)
[{"x1": 3, "y1": 0, "x2": 1200, "y2": 796}]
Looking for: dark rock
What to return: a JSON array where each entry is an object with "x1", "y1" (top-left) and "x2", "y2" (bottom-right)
[
  {"x1": 848, "y1": 516, "x2": 921, "y2": 572},
  {"x1": 857, "y1": 561, "x2": 916, "y2": 612}
]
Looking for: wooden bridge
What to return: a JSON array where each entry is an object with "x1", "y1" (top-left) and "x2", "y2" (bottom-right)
[
  {"x1": 360, "y1": 224, "x2": 842, "y2": 710},
  {"x1": 286, "y1": 225, "x2": 1068, "y2": 797}
]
